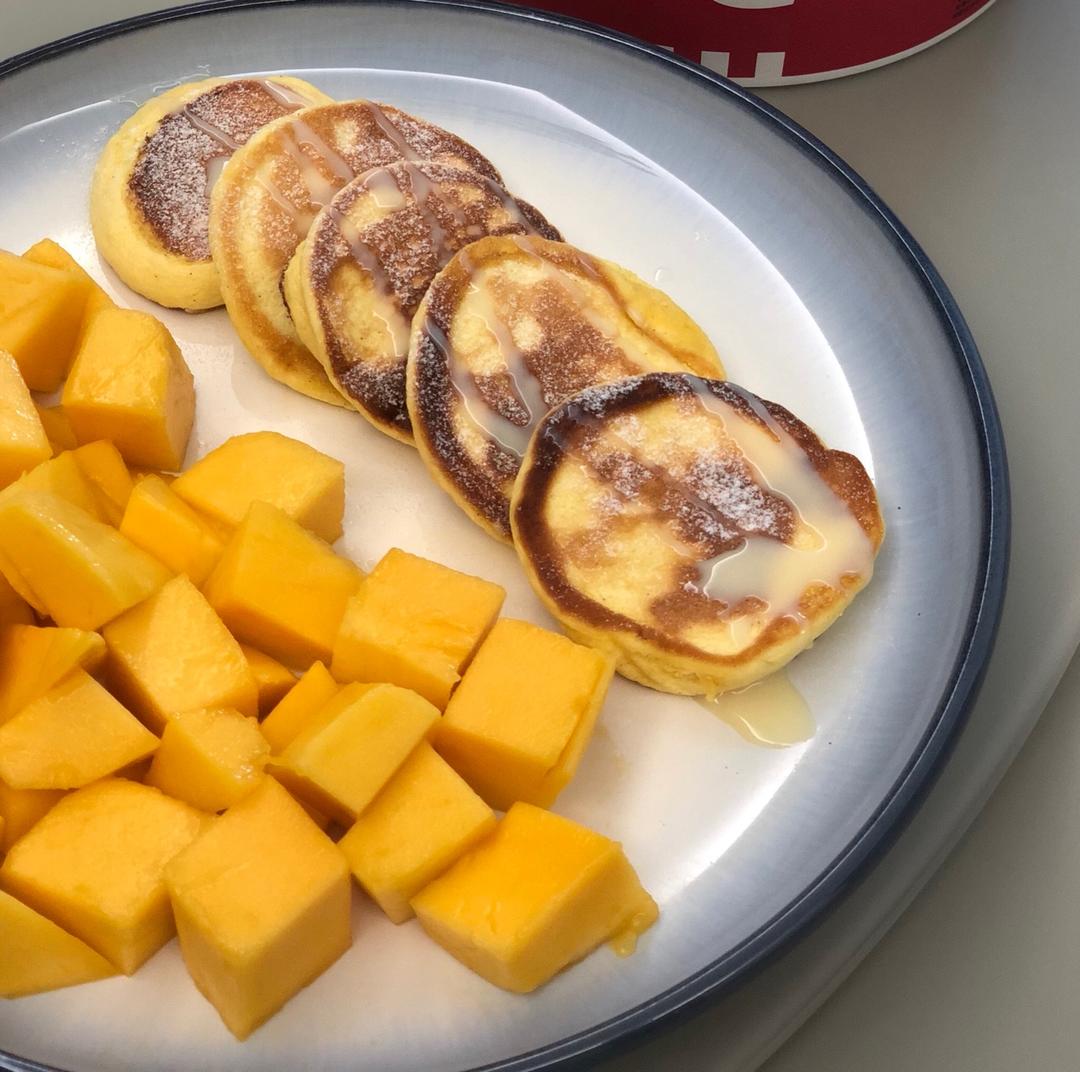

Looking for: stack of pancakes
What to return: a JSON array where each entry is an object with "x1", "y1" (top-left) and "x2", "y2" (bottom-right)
[{"x1": 92, "y1": 76, "x2": 883, "y2": 698}]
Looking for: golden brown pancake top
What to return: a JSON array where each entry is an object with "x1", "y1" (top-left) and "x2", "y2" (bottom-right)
[
  {"x1": 512, "y1": 373, "x2": 883, "y2": 661},
  {"x1": 128, "y1": 78, "x2": 314, "y2": 261}
]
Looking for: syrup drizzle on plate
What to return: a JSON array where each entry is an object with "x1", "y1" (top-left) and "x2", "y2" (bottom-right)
[{"x1": 697, "y1": 671, "x2": 814, "y2": 747}]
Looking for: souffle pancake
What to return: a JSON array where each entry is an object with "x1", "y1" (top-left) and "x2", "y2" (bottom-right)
[
  {"x1": 91, "y1": 76, "x2": 331, "y2": 310},
  {"x1": 510, "y1": 373, "x2": 884, "y2": 696},
  {"x1": 407, "y1": 236, "x2": 725, "y2": 541}
]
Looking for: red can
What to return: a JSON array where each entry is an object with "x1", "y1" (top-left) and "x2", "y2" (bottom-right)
[{"x1": 503, "y1": 0, "x2": 998, "y2": 85}]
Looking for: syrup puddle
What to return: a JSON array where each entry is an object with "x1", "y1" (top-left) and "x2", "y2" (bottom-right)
[{"x1": 698, "y1": 670, "x2": 814, "y2": 747}]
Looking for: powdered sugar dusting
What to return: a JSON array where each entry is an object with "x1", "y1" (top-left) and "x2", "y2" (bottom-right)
[
  {"x1": 542, "y1": 376, "x2": 797, "y2": 555},
  {"x1": 683, "y1": 456, "x2": 785, "y2": 542},
  {"x1": 129, "y1": 79, "x2": 313, "y2": 259},
  {"x1": 340, "y1": 359, "x2": 407, "y2": 421}
]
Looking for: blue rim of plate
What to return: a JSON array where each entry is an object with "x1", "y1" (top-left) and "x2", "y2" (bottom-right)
[{"x1": 0, "y1": 2, "x2": 1010, "y2": 1070}]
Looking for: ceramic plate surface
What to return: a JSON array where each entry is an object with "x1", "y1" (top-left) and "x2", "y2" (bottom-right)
[{"x1": 0, "y1": 3, "x2": 1007, "y2": 1070}]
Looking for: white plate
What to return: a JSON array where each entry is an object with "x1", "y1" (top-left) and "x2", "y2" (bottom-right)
[{"x1": 0, "y1": 4, "x2": 1007, "y2": 1071}]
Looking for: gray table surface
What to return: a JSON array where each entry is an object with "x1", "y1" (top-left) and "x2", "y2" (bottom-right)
[{"x1": 4, "y1": 1, "x2": 1079, "y2": 1069}]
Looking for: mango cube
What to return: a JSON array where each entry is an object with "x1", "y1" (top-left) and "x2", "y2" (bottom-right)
[
  {"x1": 0, "y1": 348, "x2": 50, "y2": 489},
  {"x1": 204, "y1": 502, "x2": 362, "y2": 667},
  {"x1": 22, "y1": 238, "x2": 115, "y2": 326},
  {"x1": 0, "y1": 624, "x2": 106, "y2": 726},
  {"x1": 0, "y1": 782, "x2": 65, "y2": 852},
  {"x1": 119, "y1": 474, "x2": 223, "y2": 584},
  {"x1": 0, "y1": 446, "x2": 132, "y2": 602},
  {"x1": 62, "y1": 307, "x2": 195, "y2": 470},
  {"x1": 0, "y1": 888, "x2": 116, "y2": 997},
  {"x1": 0, "y1": 252, "x2": 88, "y2": 392},
  {"x1": 271, "y1": 683, "x2": 438, "y2": 825},
  {"x1": 72, "y1": 441, "x2": 134, "y2": 524},
  {"x1": 0, "y1": 489, "x2": 171, "y2": 630},
  {"x1": 0, "y1": 779, "x2": 205, "y2": 972},
  {"x1": 0, "y1": 670, "x2": 158, "y2": 790},
  {"x1": 331, "y1": 549, "x2": 504, "y2": 709},
  {"x1": 412, "y1": 803, "x2": 658, "y2": 993},
  {"x1": 165, "y1": 777, "x2": 351, "y2": 1040},
  {"x1": 34, "y1": 404, "x2": 78, "y2": 455},
  {"x1": 0, "y1": 544, "x2": 45, "y2": 618},
  {"x1": 260, "y1": 661, "x2": 339, "y2": 754},
  {"x1": 338, "y1": 743, "x2": 495, "y2": 923},
  {"x1": 436, "y1": 620, "x2": 614, "y2": 810},
  {"x1": 2, "y1": 450, "x2": 109, "y2": 522},
  {"x1": 172, "y1": 431, "x2": 345, "y2": 543},
  {"x1": 103, "y1": 574, "x2": 258, "y2": 732},
  {"x1": 240, "y1": 644, "x2": 296, "y2": 716},
  {"x1": 146, "y1": 707, "x2": 269, "y2": 813},
  {"x1": 0, "y1": 573, "x2": 35, "y2": 629}
]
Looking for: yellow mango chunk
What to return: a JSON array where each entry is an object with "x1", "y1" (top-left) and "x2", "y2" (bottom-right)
[
  {"x1": 103, "y1": 574, "x2": 258, "y2": 733},
  {"x1": 166, "y1": 777, "x2": 351, "y2": 1040},
  {"x1": 338, "y1": 743, "x2": 495, "y2": 924},
  {"x1": 0, "y1": 670, "x2": 158, "y2": 790},
  {"x1": 0, "y1": 348, "x2": 50, "y2": 490},
  {"x1": 239, "y1": 644, "x2": 296, "y2": 716},
  {"x1": 260, "y1": 661, "x2": 339, "y2": 753},
  {"x1": 0, "y1": 549, "x2": 45, "y2": 616},
  {"x1": 62, "y1": 308, "x2": 195, "y2": 471},
  {"x1": 0, "y1": 888, "x2": 116, "y2": 997},
  {"x1": 0, "y1": 624, "x2": 106, "y2": 726},
  {"x1": 0, "y1": 779, "x2": 205, "y2": 973},
  {"x1": 2, "y1": 450, "x2": 108, "y2": 522},
  {"x1": 172, "y1": 432, "x2": 345, "y2": 543},
  {"x1": 331, "y1": 549, "x2": 505, "y2": 710},
  {"x1": 34, "y1": 403, "x2": 78, "y2": 455},
  {"x1": 146, "y1": 707, "x2": 269, "y2": 813},
  {"x1": 0, "y1": 573, "x2": 34, "y2": 628},
  {"x1": 0, "y1": 252, "x2": 88, "y2": 392},
  {"x1": 412, "y1": 803, "x2": 658, "y2": 993},
  {"x1": 0, "y1": 781, "x2": 65, "y2": 852},
  {"x1": 22, "y1": 238, "x2": 115, "y2": 327},
  {"x1": 0, "y1": 489, "x2": 171, "y2": 630},
  {"x1": 119, "y1": 474, "x2": 223, "y2": 585},
  {"x1": 436, "y1": 620, "x2": 614, "y2": 810},
  {"x1": 270, "y1": 683, "x2": 438, "y2": 825},
  {"x1": 204, "y1": 502, "x2": 362, "y2": 668},
  {"x1": 72, "y1": 441, "x2": 134, "y2": 525}
]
